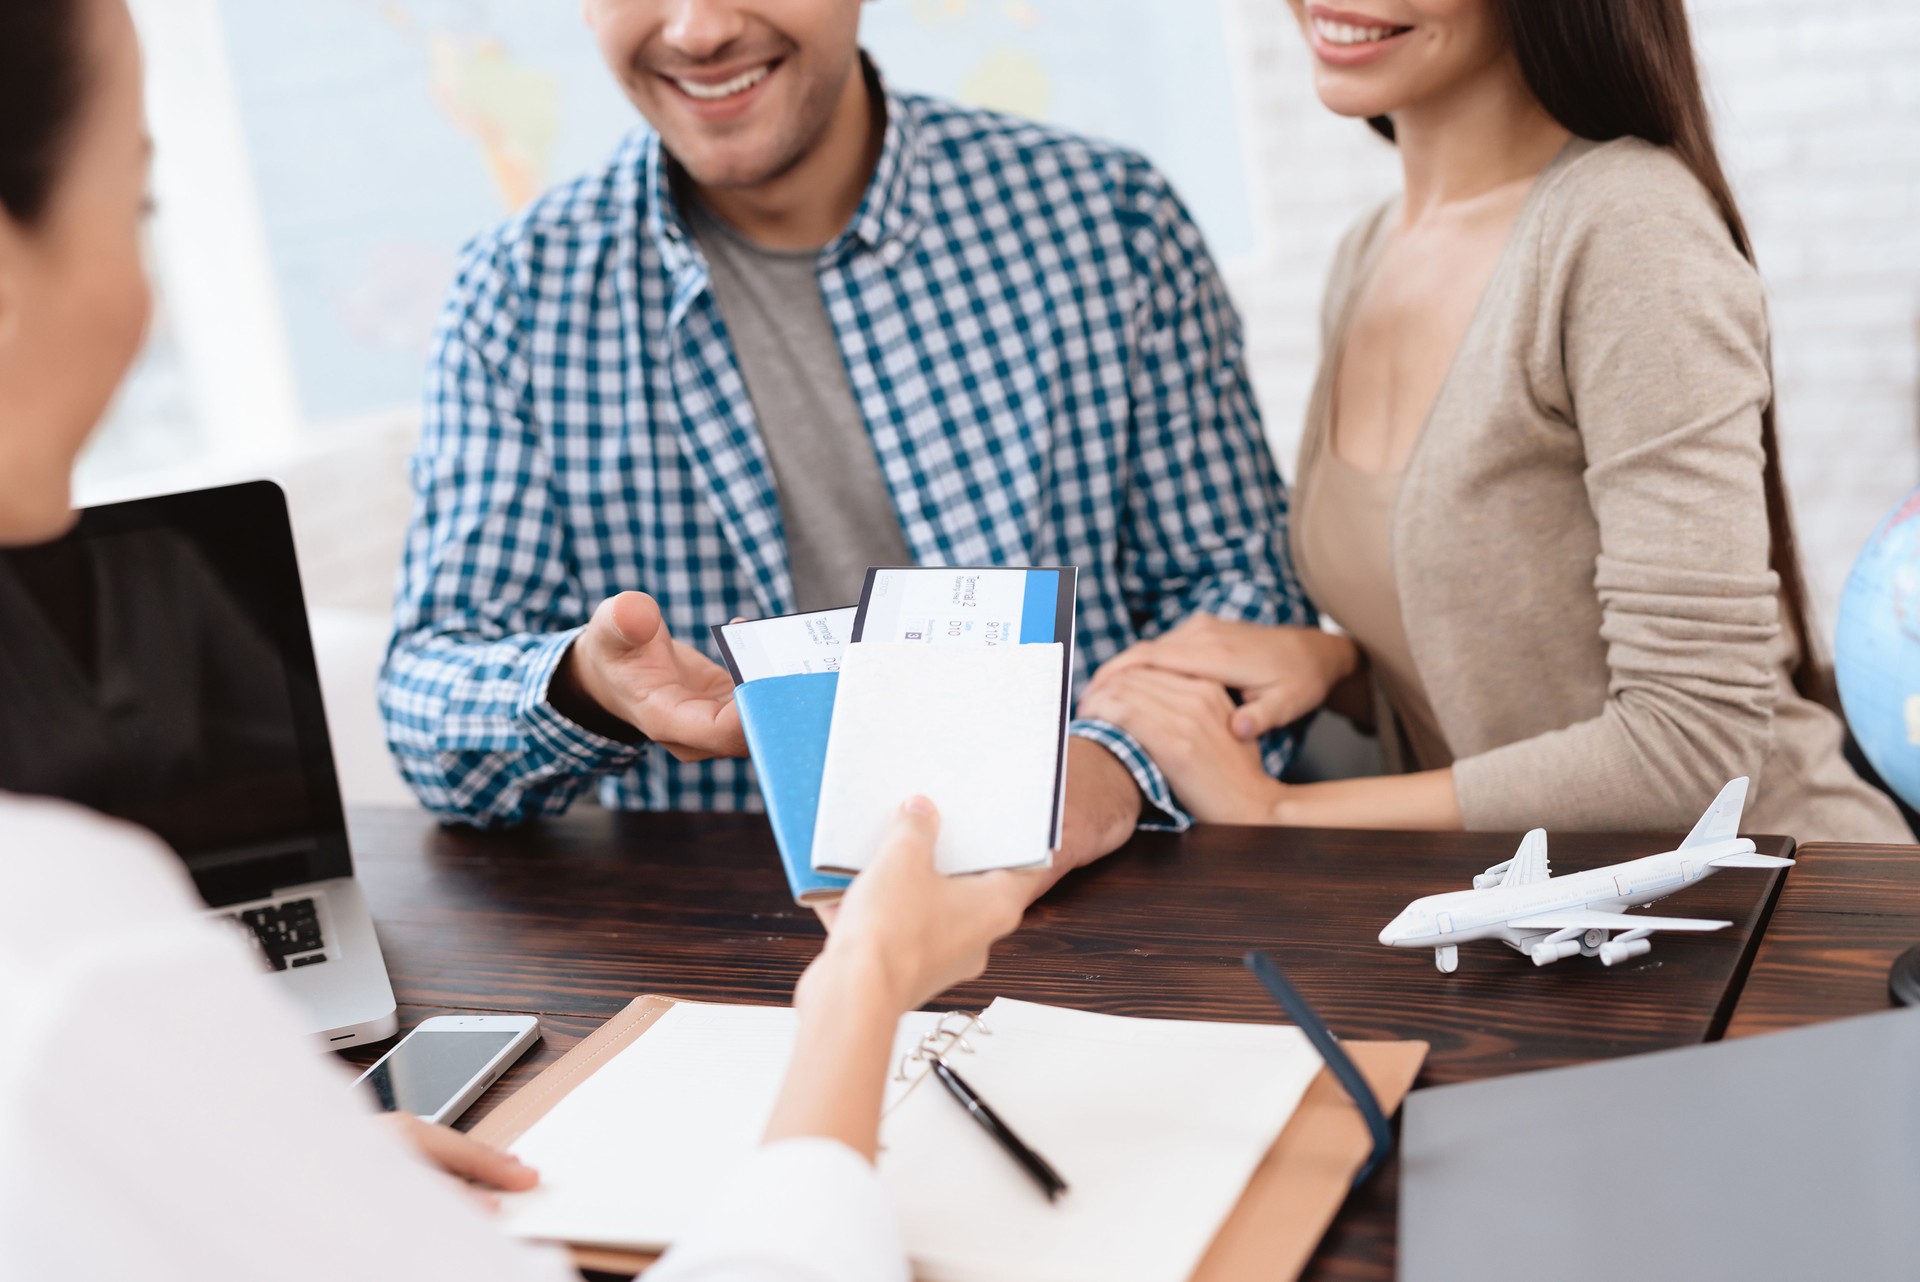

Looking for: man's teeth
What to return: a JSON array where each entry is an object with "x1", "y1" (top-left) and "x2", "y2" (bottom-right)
[
  {"x1": 675, "y1": 64, "x2": 771, "y2": 101},
  {"x1": 1313, "y1": 16, "x2": 1404, "y2": 45}
]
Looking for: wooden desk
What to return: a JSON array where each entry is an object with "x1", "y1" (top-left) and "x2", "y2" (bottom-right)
[
  {"x1": 342, "y1": 807, "x2": 1792, "y2": 1282},
  {"x1": 1725, "y1": 842, "x2": 1920, "y2": 1038}
]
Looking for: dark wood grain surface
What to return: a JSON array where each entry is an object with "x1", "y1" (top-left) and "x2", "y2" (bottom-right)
[
  {"x1": 340, "y1": 806, "x2": 1792, "y2": 1282},
  {"x1": 1724, "y1": 842, "x2": 1920, "y2": 1039}
]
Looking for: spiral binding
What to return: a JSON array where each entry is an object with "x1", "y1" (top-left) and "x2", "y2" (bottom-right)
[{"x1": 884, "y1": 1010, "x2": 991, "y2": 1116}]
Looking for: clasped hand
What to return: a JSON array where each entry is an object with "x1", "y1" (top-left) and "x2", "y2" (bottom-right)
[{"x1": 1080, "y1": 615, "x2": 1358, "y2": 823}]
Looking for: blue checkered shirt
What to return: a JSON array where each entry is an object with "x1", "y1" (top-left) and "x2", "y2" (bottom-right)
[{"x1": 382, "y1": 82, "x2": 1308, "y2": 829}]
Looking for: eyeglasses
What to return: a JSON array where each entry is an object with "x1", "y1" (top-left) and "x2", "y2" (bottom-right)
[{"x1": 1244, "y1": 950, "x2": 1393, "y2": 1186}]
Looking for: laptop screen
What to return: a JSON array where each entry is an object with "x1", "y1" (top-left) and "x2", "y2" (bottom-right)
[{"x1": 0, "y1": 481, "x2": 353, "y2": 906}]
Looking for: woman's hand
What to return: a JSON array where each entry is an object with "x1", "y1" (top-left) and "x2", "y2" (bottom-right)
[
  {"x1": 772, "y1": 802, "x2": 1046, "y2": 1159},
  {"x1": 380, "y1": 1112, "x2": 537, "y2": 1211},
  {"x1": 1078, "y1": 667, "x2": 1284, "y2": 824},
  {"x1": 806, "y1": 798, "x2": 1045, "y2": 1016},
  {"x1": 1089, "y1": 615, "x2": 1358, "y2": 740}
]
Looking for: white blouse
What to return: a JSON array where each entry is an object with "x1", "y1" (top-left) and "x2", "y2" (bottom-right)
[{"x1": 0, "y1": 794, "x2": 904, "y2": 1282}]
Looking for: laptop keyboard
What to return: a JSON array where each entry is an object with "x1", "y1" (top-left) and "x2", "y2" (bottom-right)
[{"x1": 229, "y1": 897, "x2": 328, "y2": 971}]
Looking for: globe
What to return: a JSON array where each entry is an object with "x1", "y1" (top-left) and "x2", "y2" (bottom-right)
[{"x1": 1834, "y1": 486, "x2": 1920, "y2": 813}]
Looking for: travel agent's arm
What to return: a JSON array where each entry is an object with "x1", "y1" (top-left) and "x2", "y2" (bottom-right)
[{"x1": 650, "y1": 799, "x2": 1041, "y2": 1282}]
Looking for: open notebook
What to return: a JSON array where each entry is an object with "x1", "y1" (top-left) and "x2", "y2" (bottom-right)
[{"x1": 493, "y1": 998, "x2": 1328, "y2": 1282}]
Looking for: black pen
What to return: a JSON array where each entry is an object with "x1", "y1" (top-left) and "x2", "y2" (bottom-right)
[{"x1": 928, "y1": 1054, "x2": 1068, "y2": 1202}]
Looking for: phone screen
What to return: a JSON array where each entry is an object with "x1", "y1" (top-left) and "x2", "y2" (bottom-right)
[{"x1": 362, "y1": 1030, "x2": 518, "y2": 1115}]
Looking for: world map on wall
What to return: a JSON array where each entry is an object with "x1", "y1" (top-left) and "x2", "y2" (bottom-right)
[{"x1": 215, "y1": 0, "x2": 1252, "y2": 427}]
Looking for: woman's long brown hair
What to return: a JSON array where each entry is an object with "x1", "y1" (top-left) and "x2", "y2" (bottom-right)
[{"x1": 1370, "y1": 0, "x2": 1825, "y2": 701}]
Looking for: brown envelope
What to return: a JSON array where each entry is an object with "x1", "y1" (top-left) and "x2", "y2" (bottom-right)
[{"x1": 471, "y1": 995, "x2": 1427, "y2": 1281}]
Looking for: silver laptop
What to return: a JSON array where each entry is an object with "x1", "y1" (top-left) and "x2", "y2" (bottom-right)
[{"x1": 0, "y1": 480, "x2": 398, "y2": 1048}]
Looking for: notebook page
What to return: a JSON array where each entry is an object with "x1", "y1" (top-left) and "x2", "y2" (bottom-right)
[
  {"x1": 496, "y1": 1002, "x2": 947, "y2": 1250},
  {"x1": 879, "y1": 998, "x2": 1323, "y2": 1282}
]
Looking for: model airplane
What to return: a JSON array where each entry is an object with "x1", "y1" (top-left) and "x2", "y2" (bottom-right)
[{"x1": 1379, "y1": 778, "x2": 1793, "y2": 972}]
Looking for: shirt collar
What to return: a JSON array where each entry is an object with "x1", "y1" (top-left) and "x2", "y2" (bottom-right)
[
  {"x1": 643, "y1": 55, "x2": 923, "y2": 282},
  {"x1": 835, "y1": 60, "x2": 923, "y2": 260}
]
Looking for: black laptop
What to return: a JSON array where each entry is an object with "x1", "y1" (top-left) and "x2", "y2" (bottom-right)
[{"x1": 0, "y1": 480, "x2": 398, "y2": 1047}]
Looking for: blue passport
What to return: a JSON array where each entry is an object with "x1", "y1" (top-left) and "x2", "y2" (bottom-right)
[
  {"x1": 733, "y1": 671, "x2": 851, "y2": 903},
  {"x1": 713, "y1": 607, "x2": 859, "y2": 902}
]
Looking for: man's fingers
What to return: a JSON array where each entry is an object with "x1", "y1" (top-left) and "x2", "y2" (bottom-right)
[
  {"x1": 605, "y1": 591, "x2": 668, "y2": 650},
  {"x1": 1095, "y1": 667, "x2": 1190, "y2": 714},
  {"x1": 1232, "y1": 685, "x2": 1308, "y2": 740},
  {"x1": 651, "y1": 694, "x2": 748, "y2": 760},
  {"x1": 1089, "y1": 642, "x2": 1155, "y2": 685}
]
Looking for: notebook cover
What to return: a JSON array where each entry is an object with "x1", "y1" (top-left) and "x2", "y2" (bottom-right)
[
  {"x1": 734, "y1": 672, "x2": 852, "y2": 904},
  {"x1": 470, "y1": 994, "x2": 1428, "y2": 1281}
]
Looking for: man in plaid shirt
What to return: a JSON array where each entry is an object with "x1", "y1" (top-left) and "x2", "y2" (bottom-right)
[{"x1": 382, "y1": 0, "x2": 1308, "y2": 883}]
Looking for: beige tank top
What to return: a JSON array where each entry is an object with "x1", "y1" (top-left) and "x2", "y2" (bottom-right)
[{"x1": 1294, "y1": 446, "x2": 1454, "y2": 772}]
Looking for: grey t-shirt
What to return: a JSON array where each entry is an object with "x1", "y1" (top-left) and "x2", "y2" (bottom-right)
[{"x1": 686, "y1": 200, "x2": 912, "y2": 612}]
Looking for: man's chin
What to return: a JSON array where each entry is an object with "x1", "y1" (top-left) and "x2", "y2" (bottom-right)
[{"x1": 669, "y1": 137, "x2": 810, "y2": 196}]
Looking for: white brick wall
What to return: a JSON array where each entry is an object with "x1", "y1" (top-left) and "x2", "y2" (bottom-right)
[{"x1": 1217, "y1": 0, "x2": 1920, "y2": 638}]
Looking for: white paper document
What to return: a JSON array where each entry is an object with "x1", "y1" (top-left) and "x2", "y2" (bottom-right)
[
  {"x1": 856, "y1": 566, "x2": 1069, "y2": 648},
  {"x1": 496, "y1": 998, "x2": 1324, "y2": 1282},
  {"x1": 810, "y1": 642, "x2": 1067, "y2": 875},
  {"x1": 712, "y1": 606, "x2": 858, "y2": 683}
]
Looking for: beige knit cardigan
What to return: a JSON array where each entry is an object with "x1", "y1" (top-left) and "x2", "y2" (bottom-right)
[{"x1": 1295, "y1": 136, "x2": 1911, "y2": 843}]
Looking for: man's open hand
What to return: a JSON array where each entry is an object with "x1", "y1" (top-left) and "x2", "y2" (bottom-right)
[{"x1": 549, "y1": 591, "x2": 747, "y2": 760}]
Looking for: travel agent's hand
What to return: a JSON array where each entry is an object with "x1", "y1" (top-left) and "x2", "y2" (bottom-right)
[
  {"x1": 809, "y1": 797, "x2": 1043, "y2": 1015},
  {"x1": 772, "y1": 800, "x2": 1043, "y2": 1159},
  {"x1": 549, "y1": 591, "x2": 747, "y2": 759},
  {"x1": 381, "y1": 1112, "x2": 538, "y2": 1212}
]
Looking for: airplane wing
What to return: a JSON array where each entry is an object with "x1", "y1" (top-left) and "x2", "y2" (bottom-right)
[
  {"x1": 1499, "y1": 828, "x2": 1550, "y2": 888},
  {"x1": 1707, "y1": 851, "x2": 1795, "y2": 869},
  {"x1": 1508, "y1": 909, "x2": 1730, "y2": 933}
]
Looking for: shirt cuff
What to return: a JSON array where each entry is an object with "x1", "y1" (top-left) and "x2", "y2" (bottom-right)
[
  {"x1": 645, "y1": 1138, "x2": 909, "y2": 1282},
  {"x1": 1069, "y1": 718, "x2": 1191, "y2": 831},
  {"x1": 514, "y1": 626, "x2": 648, "y2": 773}
]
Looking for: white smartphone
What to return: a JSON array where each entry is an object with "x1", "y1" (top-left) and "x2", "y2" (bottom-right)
[{"x1": 352, "y1": 1014, "x2": 541, "y2": 1125}]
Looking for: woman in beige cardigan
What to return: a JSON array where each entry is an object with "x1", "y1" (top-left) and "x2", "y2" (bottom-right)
[{"x1": 1082, "y1": 0, "x2": 1911, "y2": 843}]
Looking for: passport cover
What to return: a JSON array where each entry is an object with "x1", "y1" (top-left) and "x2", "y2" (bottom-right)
[{"x1": 735, "y1": 671, "x2": 853, "y2": 903}]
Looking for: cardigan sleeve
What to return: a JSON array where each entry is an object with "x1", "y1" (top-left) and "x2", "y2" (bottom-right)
[{"x1": 1450, "y1": 153, "x2": 1787, "y2": 832}]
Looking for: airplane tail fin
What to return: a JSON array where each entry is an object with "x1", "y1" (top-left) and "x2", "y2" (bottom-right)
[{"x1": 1678, "y1": 778, "x2": 1750, "y2": 850}]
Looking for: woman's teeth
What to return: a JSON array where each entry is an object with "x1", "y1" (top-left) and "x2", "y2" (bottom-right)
[
  {"x1": 1313, "y1": 16, "x2": 1406, "y2": 45},
  {"x1": 674, "y1": 64, "x2": 771, "y2": 101}
]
